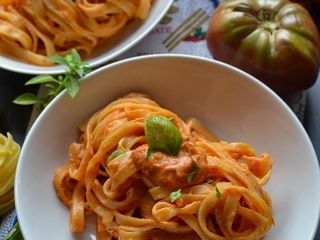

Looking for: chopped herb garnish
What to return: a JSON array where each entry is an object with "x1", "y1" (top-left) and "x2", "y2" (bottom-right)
[
  {"x1": 187, "y1": 167, "x2": 198, "y2": 183},
  {"x1": 145, "y1": 115, "x2": 183, "y2": 157},
  {"x1": 187, "y1": 151, "x2": 199, "y2": 183},
  {"x1": 207, "y1": 178, "x2": 214, "y2": 184},
  {"x1": 13, "y1": 49, "x2": 92, "y2": 113},
  {"x1": 170, "y1": 189, "x2": 182, "y2": 202},
  {"x1": 108, "y1": 149, "x2": 125, "y2": 161},
  {"x1": 215, "y1": 186, "x2": 223, "y2": 199}
]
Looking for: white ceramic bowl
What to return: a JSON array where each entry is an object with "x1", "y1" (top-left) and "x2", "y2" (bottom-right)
[
  {"x1": 15, "y1": 54, "x2": 320, "y2": 240},
  {"x1": 0, "y1": 1, "x2": 173, "y2": 75}
]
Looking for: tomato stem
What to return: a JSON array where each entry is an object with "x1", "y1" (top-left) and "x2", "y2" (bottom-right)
[{"x1": 258, "y1": 10, "x2": 279, "y2": 33}]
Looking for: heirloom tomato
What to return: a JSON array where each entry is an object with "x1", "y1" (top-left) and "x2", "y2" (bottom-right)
[{"x1": 206, "y1": 0, "x2": 320, "y2": 96}]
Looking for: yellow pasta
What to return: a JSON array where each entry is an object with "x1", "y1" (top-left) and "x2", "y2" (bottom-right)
[
  {"x1": 0, "y1": 0, "x2": 153, "y2": 66},
  {"x1": 0, "y1": 132, "x2": 20, "y2": 215},
  {"x1": 53, "y1": 92, "x2": 274, "y2": 239}
]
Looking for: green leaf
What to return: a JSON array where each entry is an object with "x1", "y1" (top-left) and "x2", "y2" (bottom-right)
[
  {"x1": 187, "y1": 151, "x2": 199, "y2": 183},
  {"x1": 13, "y1": 93, "x2": 39, "y2": 105},
  {"x1": 46, "y1": 55, "x2": 68, "y2": 65},
  {"x1": 207, "y1": 178, "x2": 214, "y2": 184},
  {"x1": 65, "y1": 74, "x2": 80, "y2": 98},
  {"x1": 58, "y1": 75, "x2": 64, "y2": 82},
  {"x1": 64, "y1": 54, "x2": 73, "y2": 67},
  {"x1": 13, "y1": 49, "x2": 91, "y2": 114},
  {"x1": 45, "y1": 83, "x2": 58, "y2": 90},
  {"x1": 187, "y1": 166, "x2": 199, "y2": 183},
  {"x1": 78, "y1": 65, "x2": 92, "y2": 78},
  {"x1": 187, "y1": 170, "x2": 196, "y2": 183},
  {"x1": 216, "y1": 186, "x2": 223, "y2": 199},
  {"x1": 83, "y1": 65, "x2": 92, "y2": 75},
  {"x1": 76, "y1": 67, "x2": 84, "y2": 77},
  {"x1": 71, "y1": 48, "x2": 81, "y2": 63},
  {"x1": 47, "y1": 89, "x2": 57, "y2": 96},
  {"x1": 108, "y1": 149, "x2": 125, "y2": 161},
  {"x1": 25, "y1": 75, "x2": 57, "y2": 85},
  {"x1": 3, "y1": 222, "x2": 24, "y2": 240},
  {"x1": 144, "y1": 115, "x2": 183, "y2": 156},
  {"x1": 170, "y1": 189, "x2": 181, "y2": 202}
]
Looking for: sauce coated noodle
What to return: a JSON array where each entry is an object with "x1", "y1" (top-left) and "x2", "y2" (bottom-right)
[
  {"x1": 0, "y1": 0, "x2": 153, "y2": 66},
  {"x1": 53, "y1": 93, "x2": 274, "y2": 240}
]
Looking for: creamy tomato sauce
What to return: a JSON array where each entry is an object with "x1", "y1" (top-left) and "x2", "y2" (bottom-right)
[{"x1": 131, "y1": 141, "x2": 208, "y2": 190}]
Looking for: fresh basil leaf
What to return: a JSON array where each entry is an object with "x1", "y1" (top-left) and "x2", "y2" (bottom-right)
[
  {"x1": 64, "y1": 54, "x2": 73, "y2": 65},
  {"x1": 46, "y1": 55, "x2": 68, "y2": 65},
  {"x1": 108, "y1": 149, "x2": 125, "y2": 161},
  {"x1": 71, "y1": 48, "x2": 81, "y2": 63},
  {"x1": 170, "y1": 189, "x2": 181, "y2": 202},
  {"x1": 47, "y1": 89, "x2": 57, "y2": 96},
  {"x1": 76, "y1": 67, "x2": 85, "y2": 77},
  {"x1": 44, "y1": 83, "x2": 58, "y2": 90},
  {"x1": 25, "y1": 75, "x2": 57, "y2": 85},
  {"x1": 77, "y1": 64, "x2": 92, "y2": 77},
  {"x1": 13, "y1": 93, "x2": 39, "y2": 105},
  {"x1": 82, "y1": 65, "x2": 92, "y2": 75},
  {"x1": 65, "y1": 74, "x2": 80, "y2": 99},
  {"x1": 144, "y1": 115, "x2": 183, "y2": 156}
]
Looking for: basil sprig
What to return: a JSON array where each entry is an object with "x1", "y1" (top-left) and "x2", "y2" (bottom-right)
[
  {"x1": 144, "y1": 115, "x2": 183, "y2": 157},
  {"x1": 13, "y1": 49, "x2": 92, "y2": 113}
]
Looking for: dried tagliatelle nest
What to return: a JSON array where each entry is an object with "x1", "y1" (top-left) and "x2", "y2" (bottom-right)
[{"x1": 0, "y1": 132, "x2": 20, "y2": 215}]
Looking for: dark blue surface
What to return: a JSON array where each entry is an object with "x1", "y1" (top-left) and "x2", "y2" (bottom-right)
[{"x1": 0, "y1": 71, "x2": 37, "y2": 146}]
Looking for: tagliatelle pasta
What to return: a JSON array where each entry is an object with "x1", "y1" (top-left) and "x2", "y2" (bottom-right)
[
  {"x1": 0, "y1": 0, "x2": 153, "y2": 66},
  {"x1": 53, "y1": 92, "x2": 274, "y2": 239},
  {"x1": 0, "y1": 132, "x2": 20, "y2": 215}
]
